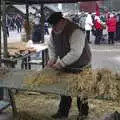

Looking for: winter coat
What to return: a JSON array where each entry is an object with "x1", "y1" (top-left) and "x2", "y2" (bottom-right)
[
  {"x1": 94, "y1": 19, "x2": 103, "y2": 30},
  {"x1": 85, "y1": 14, "x2": 93, "y2": 31},
  {"x1": 32, "y1": 24, "x2": 41, "y2": 43},
  {"x1": 107, "y1": 17, "x2": 117, "y2": 32}
]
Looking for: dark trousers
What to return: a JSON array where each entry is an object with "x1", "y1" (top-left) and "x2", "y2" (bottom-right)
[
  {"x1": 86, "y1": 30, "x2": 90, "y2": 43},
  {"x1": 95, "y1": 29, "x2": 103, "y2": 44},
  {"x1": 58, "y1": 96, "x2": 89, "y2": 116},
  {"x1": 6, "y1": 27, "x2": 9, "y2": 37},
  {"x1": 108, "y1": 32, "x2": 115, "y2": 44},
  {"x1": 116, "y1": 23, "x2": 120, "y2": 41}
]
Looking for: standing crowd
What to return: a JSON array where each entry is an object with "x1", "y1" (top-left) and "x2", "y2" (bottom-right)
[
  {"x1": 85, "y1": 11, "x2": 120, "y2": 45},
  {"x1": 6, "y1": 14, "x2": 24, "y2": 37},
  {"x1": 70, "y1": 11, "x2": 120, "y2": 45}
]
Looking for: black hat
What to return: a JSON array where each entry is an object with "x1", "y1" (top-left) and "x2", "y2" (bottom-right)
[{"x1": 47, "y1": 12, "x2": 63, "y2": 26}]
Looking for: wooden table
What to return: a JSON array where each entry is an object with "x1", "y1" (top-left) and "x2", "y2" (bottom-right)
[
  {"x1": 1, "y1": 43, "x2": 48, "y2": 69},
  {"x1": 0, "y1": 69, "x2": 114, "y2": 119},
  {"x1": 0, "y1": 69, "x2": 69, "y2": 119}
]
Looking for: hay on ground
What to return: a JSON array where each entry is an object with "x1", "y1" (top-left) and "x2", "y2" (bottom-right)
[{"x1": 24, "y1": 68, "x2": 120, "y2": 101}]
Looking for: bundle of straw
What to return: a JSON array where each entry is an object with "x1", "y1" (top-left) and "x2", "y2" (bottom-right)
[{"x1": 24, "y1": 68, "x2": 120, "y2": 101}]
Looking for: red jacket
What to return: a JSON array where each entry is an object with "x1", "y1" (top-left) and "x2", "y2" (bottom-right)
[
  {"x1": 94, "y1": 19, "x2": 103, "y2": 30},
  {"x1": 107, "y1": 17, "x2": 117, "y2": 32}
]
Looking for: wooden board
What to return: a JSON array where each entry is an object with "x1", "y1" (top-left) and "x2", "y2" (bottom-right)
[{"x1": 0, "y1": 69, "x2": 68, "y2": 96}]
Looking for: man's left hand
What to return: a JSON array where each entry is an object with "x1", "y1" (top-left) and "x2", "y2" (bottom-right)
[{"x1": 52, "y1": 62, "x2": 63, "y2": 70}]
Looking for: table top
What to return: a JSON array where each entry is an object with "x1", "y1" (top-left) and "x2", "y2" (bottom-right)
[
  {"x1": 1, "y1": 43, "x2": 48, "y2": 62},
  {"x1": 0, "y1": 69, "x2": 117, "y2": 100},
  {"x1": 0, "y1": 69, "x2": 68, "y2": 96},
  {"x1": 25, "y1": 41, "x2": 48, "y2": 52}
]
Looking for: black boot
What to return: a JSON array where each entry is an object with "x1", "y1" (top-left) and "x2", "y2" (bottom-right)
[
  {"x1": 51, "y1": 111, "x2": 68, "y2": 119},
  {"x1": 51, "y1": 96, "x2": 72, "y2": 119},
  {"x1": 77, "y1": 97, "x2": 89, "y2": 120}
]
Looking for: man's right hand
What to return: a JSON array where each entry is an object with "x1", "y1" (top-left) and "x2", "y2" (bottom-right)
[{"x1": 47, "y1": 59, "x2": 56, "y2": 67}]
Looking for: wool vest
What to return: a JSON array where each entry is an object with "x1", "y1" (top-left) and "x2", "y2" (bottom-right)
[{"x1": 52, "y1": 20, "x2": 91, "y2": 72}]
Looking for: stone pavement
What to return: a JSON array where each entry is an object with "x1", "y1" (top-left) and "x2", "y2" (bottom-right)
[{"x1": 91, "y1": 44, "x2": 120, "y2": 72}]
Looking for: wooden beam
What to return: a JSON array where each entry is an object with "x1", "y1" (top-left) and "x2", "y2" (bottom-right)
[{"x1": 4, "y1": 0, "x2": 100, "y2": 4}]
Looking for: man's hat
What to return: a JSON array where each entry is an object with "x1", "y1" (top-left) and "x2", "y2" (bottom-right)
[{"x1": 47, "y1": 12, "x2": 63, "y2": 26}]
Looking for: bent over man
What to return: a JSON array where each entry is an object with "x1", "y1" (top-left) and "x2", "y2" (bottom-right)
[{"x1": 47, "y1": 12, "x2": 91, "y2": 119}]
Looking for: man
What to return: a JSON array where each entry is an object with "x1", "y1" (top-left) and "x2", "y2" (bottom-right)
[
  {"x1": 47, "y1": 12, "x2": 91, "y2": 119},
  {"x1": 85, "y1": 13, "x2": 93, "y2": 44}
]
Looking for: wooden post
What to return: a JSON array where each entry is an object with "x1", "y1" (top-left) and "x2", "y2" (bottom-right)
[
  {"x1": 40, "y1": 4, "x2": 46, "y2": 68},
  {"x1": 25, "y1": 1, "x2": 30, "y2": 41},
  {"x1": 8, "y1": 89, "x2": 17, "y2": 118},
  {"x1": 1, "y1": 0, "x2": 8, "y2": 58},
  {"x1": 0, "y1": 0, "x2": 2, "y2": 66},
  {"x1": 40, "y1": 4, "x2": 45, "y2": 43},
  {"x1": 0, "y1": 0, "x2": 3, "y2": 100}
]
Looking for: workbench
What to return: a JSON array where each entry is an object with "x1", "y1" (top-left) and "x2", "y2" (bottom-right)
[
  {"x1": 0, "y1": 69, "x2": 69, "y2": 119},
  {"x1": 0, "y1": 43, "x2": 48, "y2": 116},
  {"x1": 0, "y1": 68, "x2": 117, "y2": 119}
]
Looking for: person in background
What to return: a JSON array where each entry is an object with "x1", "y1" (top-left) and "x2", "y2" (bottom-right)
[
  {"x1": 72, "y1": 14, "x2": 79, "y2": 24},
  {"x1": 15, "y1": 15, "x2": 22, "y2": 33},
  {"x1": 107, "y1": 13, "x2": 117, "y2": 44},
  {"x1": 116, "y1": 12, "x2": 120, "y2": 41},
  {"x1": 44, "y1": 22, "x2": 49, "y2": 35},
  {"x1": 6, "y1": 25, "x2": 9, "y2": 37},
  {"x1": 85, "y1": 13, "x2": 93, "y2": 44},
  {"x1": 32, "y1": 17, "x2": 41, "y2": 43},
  {"x1": 47, "y1": 12, "x2": 91, "y2": 119},
  {"x1": 94, "y1": 15, "x2": 104, "y2": 44}
]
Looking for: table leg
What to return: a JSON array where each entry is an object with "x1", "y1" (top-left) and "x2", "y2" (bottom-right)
[
  {"x1": 0, "y1": 88, "x2": 4, "y2": 100},
  {"x1": 21, "y1": 58, "x2": 27, "y2": 70},
  {"x1": 42, "y1": 51, "x2": 45, "y2": 68},
  {"x1": 8, "y1": 89, "x2": 17, "y2": 118},
  {"x1": 44, "y1": 49, "x2": 48, "y2": 66},
  {"x1": 28, "y1": 50, "x2": 31, "y2": 69}
]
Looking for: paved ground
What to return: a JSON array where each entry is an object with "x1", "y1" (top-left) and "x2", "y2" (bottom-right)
[{"x1": 91, "y1": 44, "x2": 120, "y2": 72}]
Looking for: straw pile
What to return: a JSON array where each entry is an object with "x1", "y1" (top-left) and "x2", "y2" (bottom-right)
[
  {"x1": 24, "y1": 68, "x2": 120, "y2": 101},
  {"x1": 67, "y1": 68, "x2": 120, "y2": 100},
  {"x1": 11, "y1": 94, "x2": 120, "y2": 120}
]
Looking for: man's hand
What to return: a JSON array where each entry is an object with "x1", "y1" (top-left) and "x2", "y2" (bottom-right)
[
  {"x1": 47, "y1": 59, "x2": 56, "y2": 67},
  {"x1": 52, "y1": 62, "x2": 63, "y2": 70}
]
